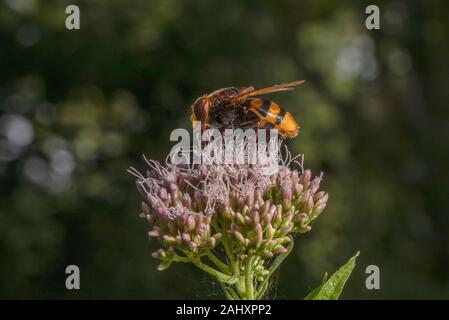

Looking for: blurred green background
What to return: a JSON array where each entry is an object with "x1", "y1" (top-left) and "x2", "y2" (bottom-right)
[{"x1": 1, "y1": 0, "x2": 448, "y2": 299}]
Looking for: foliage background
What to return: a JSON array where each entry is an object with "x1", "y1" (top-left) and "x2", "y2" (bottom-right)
[{"x1": 0, "y1": 0, "x2": 448, "y2": 299}]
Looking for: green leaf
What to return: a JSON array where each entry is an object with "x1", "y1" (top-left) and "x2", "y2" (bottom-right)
[
  {"x1": 157, "y1": 260, "x2": 172, "y2": 271},
  {"x1": 304, "y1": 251, "x2": 359, "y2": 300},
  {"x1": 304, "y1": 272, "x2": 328, "y2": 300}
]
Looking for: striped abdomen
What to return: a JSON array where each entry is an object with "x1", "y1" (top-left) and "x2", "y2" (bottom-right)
[{"x1": 244, "y1": 98, "x2": 299, "y2": 138}]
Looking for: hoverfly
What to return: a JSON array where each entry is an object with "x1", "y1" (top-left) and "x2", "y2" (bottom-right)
[{"x1": 189, "y1": 80, "x2": 304, "y2": 138}]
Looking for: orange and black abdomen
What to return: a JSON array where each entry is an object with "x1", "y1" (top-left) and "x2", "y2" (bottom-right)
[{"x1": 244, "y1": 98, "x2": 299, "y2": 138}]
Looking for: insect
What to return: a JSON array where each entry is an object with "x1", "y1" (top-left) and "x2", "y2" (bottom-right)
[{"x1": 189, "y1": 80, "x2": 305, "y2": 138}]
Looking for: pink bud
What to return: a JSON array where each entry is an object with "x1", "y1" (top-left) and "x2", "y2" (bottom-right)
[
  {"x1": 254, "y1": 223, "x2": 263, "y2": 248},
  {"x1": 141, "y1": 202, "x2": 151, "y2": 215},
  {"x1": 250, "y1": 210, "x2": 260, "y2": 224},
  {"x1": 274, "y1": 246, "x2": 288, "y2": 254},
  {"x1": 182, "y1": 193, "x2": 192, "y2": 208},
  {"x1": 234, "y1": 231, "x2": 246, "y2": 244},
  {"x1": 148, "y1": 227, "x2": 160, "y2": 237},
  {"x1": 187, "y1": 216, "x2": 196, "y2": 232},
  {"x1": 159, "y1": 188, "x2": 168, "y2": 200},
  {"x1": 188, "y1": 241, "x2": 197, "y2": 250},
  {"x1": 309, "y1": 177, "x2": 322, "y2": 194},
  {"x1": 152, "y1": 249, "x2": 166, "y2": 258},
  {"x1": 181, "y1": 233, "x2": 191, "y2": 242},
  {"x1": 163, "y1": 235, "x2": 176, "y2": 244}
]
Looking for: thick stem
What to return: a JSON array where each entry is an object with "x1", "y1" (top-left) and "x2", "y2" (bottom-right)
[
  {"x1": 220, "y1": 282, "x2": 239, "y2": 300},
  {"x1": 245, "y1": 256, "x2": 255, "y2": 300}
]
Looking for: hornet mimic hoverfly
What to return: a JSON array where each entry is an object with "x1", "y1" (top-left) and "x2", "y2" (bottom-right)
[{"x1": 189, "y1": 80, "x2": 304, "y2": 138}]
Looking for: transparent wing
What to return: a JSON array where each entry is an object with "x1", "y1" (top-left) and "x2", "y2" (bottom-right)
[{"x1": 230, "y1": 80, "x2": 305, "y2": 101}]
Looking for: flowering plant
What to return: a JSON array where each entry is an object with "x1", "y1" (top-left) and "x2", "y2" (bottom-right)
[{"x1": 129, "y1": 145, "x2": 358, "y2": 300}]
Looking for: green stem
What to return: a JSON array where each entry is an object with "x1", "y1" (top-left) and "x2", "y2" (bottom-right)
[
  {"x1": 191, "y1": 257, "x2": 234, "y2": 283},
  {"x1": 212, "y1": 220, "x2": 234, "y2": 264},
  {"x1": 171, "y1": 253, "x2": 191, "y2": 263},
  {"x1": 179, "y1": 249, "x2": 234, "y2": 284},
  {"x1": 220, "y1": 282, "x2": 239, "y2": 300},
  {"x1": 206, "y1": 250, "x2": 231, "y2": 275},
  {"x1": 256, "y1": 280, "x2": 269, "y2": 299},
  {"x1": 245, "y1": 256, "x2": 255, "y2": 300}
]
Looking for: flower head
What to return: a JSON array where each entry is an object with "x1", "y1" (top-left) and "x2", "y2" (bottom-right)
[{"x1": 129, "y1": 145, "x2": 328, "y2": 299}]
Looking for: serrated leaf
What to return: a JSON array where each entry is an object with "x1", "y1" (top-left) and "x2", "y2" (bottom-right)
[{"x1": 305, "y1": 251, "x2": 359, "y2": 300}]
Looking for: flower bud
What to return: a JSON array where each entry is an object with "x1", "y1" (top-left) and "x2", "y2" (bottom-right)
[
  {"x1": 315, "y1": 192, "x2": 329, "y2": 207},
  {"x1": 280, "y1": 225, "x2": 293, "y2": 234},
  {"x1": 163, "y1": 235, "x2": 176, "y2": 245},
  {"x1": 255, "y1": 189, "x2": 264, "y2": 206},
  {"x1": 187, "y1": 215, "x2": 196, "y2": 232},
  {"x1": 273, "y1": 206, "x2": 282, "y2": 227},
  {"x1": 193, "y1": 190, "x2": 204, "y2": 209},
  {"x1": 212, "y1": 233, "x2": 222, "y2": 241},
  {"x1": 182, "y1": 193, "x2": 192, "y2": 208},
  {"x1": 208, "y1": 237, "x2": 216, "y2": 247},
  {"x1": 299, "y1": 224, "x2": 312, "y2": 233},
  {"x1": 181, "y1": 233, "x2": 191, "y2": 242},
  {"x1": 282, "y1": 211, "x2": 294, "y2": 227},
  {"x1": 254, "y1": 223, "x2": 263, "y2": 248},
  {"x1": 309, "y1": 177, "x2": 322, "y2": 195},
  {"x1": 178, "y1": 213, "x2": 188, "y2": 231},
  {"x1": 167, "y1": 221, "x2": 177, "y2": 235},
  {"x1": 196, "y1": 223, "x2": 208, "y2": 237},
  {"x1": 261, "y1": 200, "x2": 270, "y2": 218},
  {"x1": 152, "y1": 249, "x2": 166, "y2": 259},
  {"x1": 293, "y1": 183, "x2": 303, "y2": 196},
  {"x1": 169, "y1": 183, "x2": 179, "y2": 201},
  {"x1": 295, "y1": 213, "x2": 308, "y2": 226},
  {"x1": 188, "y1": 241, "x2": 197, "y2": 250},
  {"x1": 146, "y1": 214, "x2": 155, "y2": 225},
  {"x1": 250, "y1": 210, "x2": 260, "y2": 224},
  {"x1": 203, "y1": 214, "x2": 212, "y2": 224},
  {"x1": 235, "y1": 212, "x2": 245, "y2": 225},
  {"x1": 305, "y1": 195, "x2": 314, "y2": 213},
  {"x1": 159, "y1": 188, "x2": 168, "y2": 201},
  {"x1": 299, "y1": 169, "x2": 311, "y2": 188},
  {"x1": 234, "y1": 231, "x2": 246, "y2": 244},
  {"x1": 273, "y1": 246, "x2": 288, "y2": 254},
  {"x1": 281, "y1": 182, "x2": 292, "y2": 207},
  {"x1": 266, "y1": 223, "x2": 275, "y2": 240},
  {"x1": 245, "y1": 192, "x2": 254, "y2": 207},
  {"x1": 141, "y1": 202, "x2": 151, "y2": 215},
  {"x1": 311, "y1": 203, "x2": 326, "y2": 219},
  {"x1": 148, "y1": 227, "x2": 160, "y2": 237}
]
